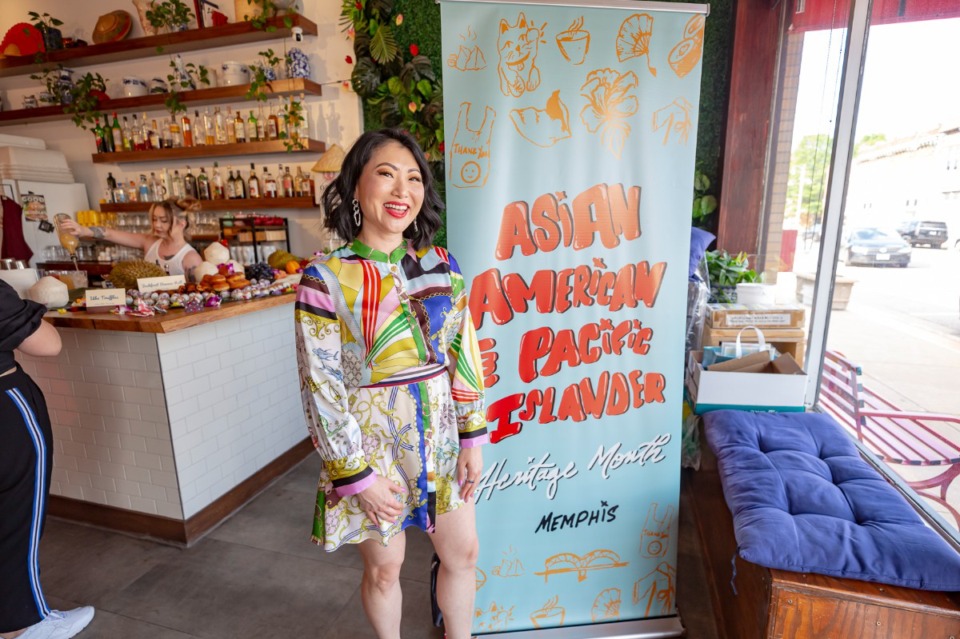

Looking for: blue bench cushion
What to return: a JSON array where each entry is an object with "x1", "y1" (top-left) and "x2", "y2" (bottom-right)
[{"x1": 704, "y1": 410, "x2": 960, "y2": 591}]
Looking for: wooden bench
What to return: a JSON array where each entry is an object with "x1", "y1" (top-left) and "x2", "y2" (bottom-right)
[
  {"x1": 686, "y1": 446, "x2": 960, "y2": 639},
  {"x1": 819, "y1": 350, "x2": 960, "y2": 528}
]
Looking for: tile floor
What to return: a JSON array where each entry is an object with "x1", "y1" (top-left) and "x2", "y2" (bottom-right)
[{"x1": 37, "y1": 457, "x2": 720, "y2": 638}]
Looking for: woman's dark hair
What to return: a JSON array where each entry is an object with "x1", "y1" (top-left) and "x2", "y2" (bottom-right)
[{"x1": 322, "y1": 128, "x2": 444, "y2": 250}]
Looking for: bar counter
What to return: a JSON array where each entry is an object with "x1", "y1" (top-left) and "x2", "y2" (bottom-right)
[{"x1": 17, "y1": 295, "x2": 312, "y2": 545}]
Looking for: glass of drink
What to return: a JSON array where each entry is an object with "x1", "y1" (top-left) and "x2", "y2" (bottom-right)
[{"x1": 54, "y1": 213, "x2": 80, "y2": 269}]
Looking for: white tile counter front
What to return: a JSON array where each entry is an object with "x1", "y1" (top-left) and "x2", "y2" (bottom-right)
[{"x1": 18, "y1": 297, "x2": 310, "y2": 542}]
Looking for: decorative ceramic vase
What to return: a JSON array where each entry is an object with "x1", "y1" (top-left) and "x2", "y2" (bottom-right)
[{"x1": 287, "y1": 48, "x2": 310, "y2": 79}]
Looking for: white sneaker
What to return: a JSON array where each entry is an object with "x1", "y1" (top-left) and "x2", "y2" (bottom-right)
[{"x1": 19, "y1": 607, "x2": 95, "y2": 639}]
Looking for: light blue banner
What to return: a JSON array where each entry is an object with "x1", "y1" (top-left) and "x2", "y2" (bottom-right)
[{"x1": 441, "y1": 1, "x2": 706, "y2": 633}]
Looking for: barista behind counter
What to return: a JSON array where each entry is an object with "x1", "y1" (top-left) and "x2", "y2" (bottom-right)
[{"x1": 60, "y1": 198, "x2": 202, "y2": 281}]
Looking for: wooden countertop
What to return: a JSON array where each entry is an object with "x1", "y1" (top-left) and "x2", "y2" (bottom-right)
[{"x1": 44, "y1": 294, "x2": 294, "y2": 334}]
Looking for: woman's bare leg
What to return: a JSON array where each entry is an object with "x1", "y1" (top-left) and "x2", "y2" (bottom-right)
[
  {"x1": 431, "y1": 503, "x2": 479, "y2": 639},
  {"x1": 357, "y1": 533, "x2": 407, "y2": 639}
]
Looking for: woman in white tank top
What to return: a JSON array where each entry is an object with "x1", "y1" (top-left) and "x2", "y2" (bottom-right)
[{"x1": 60, "y1": 198, "x2": 203, "y2": 281}]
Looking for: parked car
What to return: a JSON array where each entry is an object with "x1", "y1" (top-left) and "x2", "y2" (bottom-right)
[
  {"x1": 841, "y1": 227, "x2": 911, "y2": 267},
  {"x1": 898, "y1": 220, "x2": 948, "y2": 248}
]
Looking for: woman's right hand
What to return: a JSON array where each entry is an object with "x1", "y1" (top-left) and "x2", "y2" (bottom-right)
[
  {"x1": 356, "y1": 476, "x2": 405, "y2": 527},
  {"x1": 58, "y1": 219, "x2": 89, "y2": 238}
]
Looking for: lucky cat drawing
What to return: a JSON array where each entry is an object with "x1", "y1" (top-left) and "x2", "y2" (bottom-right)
[{"x1": 497, "y1": 13, "x2": 543, "y2": 98}]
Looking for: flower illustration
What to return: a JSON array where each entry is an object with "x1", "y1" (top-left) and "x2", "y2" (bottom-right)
[
  {"x1": 579, "y1": 68, "x2": 639, "y2": 159},
  {"x1": 410, "y1": 43, "x2": 420, "y2": 56}
]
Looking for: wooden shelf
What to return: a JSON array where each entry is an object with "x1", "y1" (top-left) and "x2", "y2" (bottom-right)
[
  {"x1": 0, "y1": 16, "x2": 317, "y2": 79},
  {"x1": 37, "y1": 261, "x2": 114, "y2": 276},
  {"x1": 0, "y1": 79, "x2": 322, "y2": 127},
  {"x1": 101, "y1": 197, "x2": 317, "y2": 212},
  {"x1": 92, "y1": 139, "x2": 324, "y2": 163}
]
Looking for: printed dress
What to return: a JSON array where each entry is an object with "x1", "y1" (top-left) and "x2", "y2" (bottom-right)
[{"x1": 295, "y1": 239, "x2": 488, "y2": 551}]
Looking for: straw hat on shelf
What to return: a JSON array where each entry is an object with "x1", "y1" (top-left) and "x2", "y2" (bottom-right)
[{"x1": 92, "y1": 10, "x2": 133, "y2": 44}]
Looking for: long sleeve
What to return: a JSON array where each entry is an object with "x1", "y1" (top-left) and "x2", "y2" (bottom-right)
[
  {"x1": 295, "y1": 264, "x2": 375, "y2": 496},
  {"x1": 446, "y1": 254, "x2": 488, "y2": 447}
]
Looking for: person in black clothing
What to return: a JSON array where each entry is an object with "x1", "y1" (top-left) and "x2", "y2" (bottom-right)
[{"x1": 0, "y1": 280, "x2": 94, "y2": 639}]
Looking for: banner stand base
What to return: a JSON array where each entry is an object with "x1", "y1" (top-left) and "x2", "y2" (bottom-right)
[{"x1": 478, "y1": 615, "x2": 684, "y2": 638}]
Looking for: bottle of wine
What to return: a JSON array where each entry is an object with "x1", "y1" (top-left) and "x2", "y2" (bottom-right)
[
  {"x1": 181, "y1": 112, "x2": 193, "y2": 147},
  {"x1": 256, "y1": 103, "x2": 266, "y2": 142},
  {"x1": 183, "y1": 166, "x2": 198, "y2": 199},
  {"x1": 111, "y1": 112, "x2": 124, "y2": 152},
  {"x1": 193, "y1": 110, "x2": 206, "y2": 147},
  {"x1": 171, "y1": 170, "x2": 185, "y2": 199},
  {"x1": 214, "y1": 107, "x2": 227, "y2": 145},
  {"x1": 263, "y1": 166, "x2": 277, "y2": 198},
  {"x1": 267, "y1": 103, "x2": 279, "y2": 141},
  {"x1": 197, "y1": 167, "x2": 211, "y2": 200},
  {"x1": 248, "y1": 162, "x2": 261, "y2": 198},
  {"x1": 225, "y1": 166, "x2": 237, "y2": 200},
  {"x1": 281, "y1": 165, "x2": 294, "y2": 198},
  {"x1": 225, "y1": 107, "x2": 237, "y2": 144},
  {"x1": 294, "y1": 166, "x2": 306, "y2": 197},
  {"x1": 122, "y1": 116, "x2": 134, "y2": 151},
  {"x1": 204, "y1": 108, "x2": 216, "y2": 145},
  {"x1": 92, "y1": 117, "x2": 106, "y2": 153},
  {"x1": 211, "y1": 162, "x2": 224, "y2": 200},
  {"x1": 246, "y1": 110, "x2": 259, "y2": 143}
]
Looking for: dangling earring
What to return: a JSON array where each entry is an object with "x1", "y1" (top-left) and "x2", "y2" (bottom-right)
[
  {"x1": 352, "y1": 199, "x2": 361, "y2": 227},
  {"x1": 414, "y1": 219, "x2": 419, "y2": 233}
]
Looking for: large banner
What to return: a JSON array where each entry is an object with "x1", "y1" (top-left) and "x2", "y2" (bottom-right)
[{"x1": 441, "y1": 0, "x2": 706, "y2": 634}]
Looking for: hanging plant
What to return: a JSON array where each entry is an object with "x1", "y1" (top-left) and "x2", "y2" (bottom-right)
[
  {"x1": 146, "y1": 0, "x2": 195, "y2": 32},
  {"x1": 64, "y1": 72, "x2": 109, "y2": 130},
  {"x1": 246, "y1": 48, "x2": 290, "y2": 102},
  {"x1": 164, "y1": 57, "x2": 210, "y2": 116}
]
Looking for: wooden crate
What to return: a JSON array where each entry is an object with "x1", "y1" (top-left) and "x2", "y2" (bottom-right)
[
  {"x1": 702, "y1": 325, "x2": 806, "y2": 365},
  {"x1": 705, "y1": 303, "x2": 806, "y2": 329}
]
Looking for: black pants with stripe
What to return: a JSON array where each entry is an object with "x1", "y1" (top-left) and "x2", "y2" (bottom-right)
[{"x1": 0, "y1": 366, "x2": 52, "y2": 633}]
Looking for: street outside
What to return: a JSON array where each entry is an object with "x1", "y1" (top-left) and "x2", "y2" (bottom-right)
[{"x1": 791, "y1": 241, "x2": 960, "y2": 529}]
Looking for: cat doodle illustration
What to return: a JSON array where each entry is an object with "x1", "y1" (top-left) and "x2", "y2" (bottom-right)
[
  {"x1": 497, "y1": 13, "x2": 545, "y2": 97},
  {"x1": 449, "y1": 102, "x2": 496, "y2": 189}
]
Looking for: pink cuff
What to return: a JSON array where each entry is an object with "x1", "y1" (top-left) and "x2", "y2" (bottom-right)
[
  {"x1": 459, "y1": 433, "x2": 489, "y2": 448},
  {"x1": 334, "y1": 471, "x2": 377, "y2": 497}
]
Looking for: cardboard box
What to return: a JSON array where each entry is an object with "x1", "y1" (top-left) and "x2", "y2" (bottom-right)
[
  {"x1": 705, "y1": 303, "x2": 806, "y2": 329},
  {"x1": 687, "y1": 350, "x2": 808, "y2": 414},
  {"x1": 701, "y1": 325, "x2": 807, "y2": 364}
]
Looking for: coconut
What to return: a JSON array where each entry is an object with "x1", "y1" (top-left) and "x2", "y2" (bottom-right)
[
  {"x1": 203, "y1": 242, "x2": 231, "y2": 264},
  {"x1": 26, "y1": 276, "x2": 69, "y2": 308}
]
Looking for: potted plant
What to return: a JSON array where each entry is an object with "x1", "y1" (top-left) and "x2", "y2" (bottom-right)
[
  {"x1": 246, "y1": 48, "x2": 290, "y2": 101},
  {"x1": 28, "y1": 11, "x2": 65, "y2": 52},
  {"x1": 164, "y1": 56, "x2": 210, "y2": 115},
  {"x1": 704, "y1": 250, "x2": 760, "y2": 303},
  {"x1": 64, "y1": 72, "x2": 109, "y2": 130},
  {"x1": 146, "y1": 0, "x2": 195, "y2": 33}
]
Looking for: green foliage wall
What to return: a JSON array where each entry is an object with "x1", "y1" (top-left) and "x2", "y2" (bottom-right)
[{"x1": 358, "y1": 0, "x2": 734, "y2": 234}]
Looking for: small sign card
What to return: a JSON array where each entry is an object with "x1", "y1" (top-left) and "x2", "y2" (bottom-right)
[
  {"x1": 85, "y1": 288, "x2": 126, "y2": 311},
  {"x1": 137, "y1": 275, "x2": 185, "y2": 293}
]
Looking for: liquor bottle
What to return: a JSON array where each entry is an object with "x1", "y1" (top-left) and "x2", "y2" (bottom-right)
[
  {"x1": 160, "y1": 168, "x2": 172, "y2": 200},
  {"x1": 234, "y1": 167, "x2": 247, "y2": 199},
  {"x1": 225, "y1": 107, "x2": 237, "y2": 144},
  {"x1": 281, "y1": 165, "x2": 294, "y2": 198},
  {"x1": 204, "y1": 108, "x2": 216, "y2": 145},
  {"x1": 197, "y1": 167, "x2": 211, "y2": 200},
  {"x1": 161, "y1": 118, "x2": 173, "y2": 149},
  {"x1": 183, "y1": 166, "x2": 198, "y2": 198},
  {"x1": 246, "y1": 110, "x2": 259, "y2": 143},
  {"x1": 225, "y1": 168, "x2": 237, "y2": 200},
  {"x1": 263, "y1": 166, "x2": 277, "y2": 198},
  {"x1": 92, "y1": 117, "x2": 106, "y2": 153},
  {"x1": 235, "y1": 110, "x2": 247, "y2": 143},
  {"x1": 110, "y1": 112, "x2": 124, "y2": 152},
  {"x1": 181, "y1": 112, "x2": 193, "y2": 147},
  {"x1": 131, "y1": 115, "x2": 144, "y2": 151},
  {"x1": 127, "y1": 180, "x2": 138, "y2": 203},
  {"x1": 298, "y1": 92, "x2": 309, "y2": 142},
  {"x1": 247, "y1": 162, "x2": 261, "y2": 198},
  {"x1": 105, "y1": 172, "x2": 117, "y2": 203},
  {"x1": 256, "y1": 103, "x2": 266, "y2": 142},
  {"x1": 138, "y1": 175, "x2": 151, "y2": 202},
  {"x1": 214, "y1": 107, "x2": 227, "y2": 145},
  {"x1": 141, "y1": 112, "x2": 151, "y2": 150},
  {"x1": 169, "y1": 118, "x2": 183, "y2": 148},
  {"x1": 267, "y1": 103, "x2": 279, "y2": 140},
  {"x1": 149, "y1": 172, "x2": 164, "y2": 201},
  {"x1": 148, "y1": 119, "x2": 161, "y2": 150},
  {"x1": 294, "y1": 166, "x2": 306, "y2": 197},
  {"x1": 122, "y1": 116, "x2": 134, "y2": 151},
  {"x1": 211, "y1": 162, "x2": 224, "y2": 200},
  {"x1": 193, "y1": 110, "x2": 206, "y2": 147},
  {"x1": 276, "y1": 101, "x2": 288, "y2": 140},
  {"x1": 171, "y1": 170, "x2": 185, "y2": 199}
]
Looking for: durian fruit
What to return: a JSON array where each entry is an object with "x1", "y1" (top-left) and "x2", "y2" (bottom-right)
[
  {"x1": 108, "y1": 260, "x2": 167, "y2": 290},
  {"x1": 268, "y1": 250, "x2": 298, "y2": 269}
]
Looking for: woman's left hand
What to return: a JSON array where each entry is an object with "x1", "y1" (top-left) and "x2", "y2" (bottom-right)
[{"x1": 457, "y1": 447, "x2": 483, "y2": 502}]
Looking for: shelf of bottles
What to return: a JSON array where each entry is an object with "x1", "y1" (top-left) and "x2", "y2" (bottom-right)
[
  {"x1": 220, "y1": 215, "x2": 290, "y2": 263},
  {"x1": 0, "y1": 79, "x2": 322, "y2": 127},
  {"x1": 91, "y1": 96, "x2": 322, "y2": 163},
  {"x1": 0, "y1": 16, "x2": 318, "y2": 79}
]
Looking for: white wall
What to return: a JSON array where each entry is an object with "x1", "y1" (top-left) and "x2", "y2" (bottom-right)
[{"x1": 0, "y1": 0, "x2": 361, "y2": 258}]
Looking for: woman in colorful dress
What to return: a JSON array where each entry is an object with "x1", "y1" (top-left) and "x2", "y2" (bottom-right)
[{"x1": 295, "y1": 129, "x2": 487, "y2": 639}]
